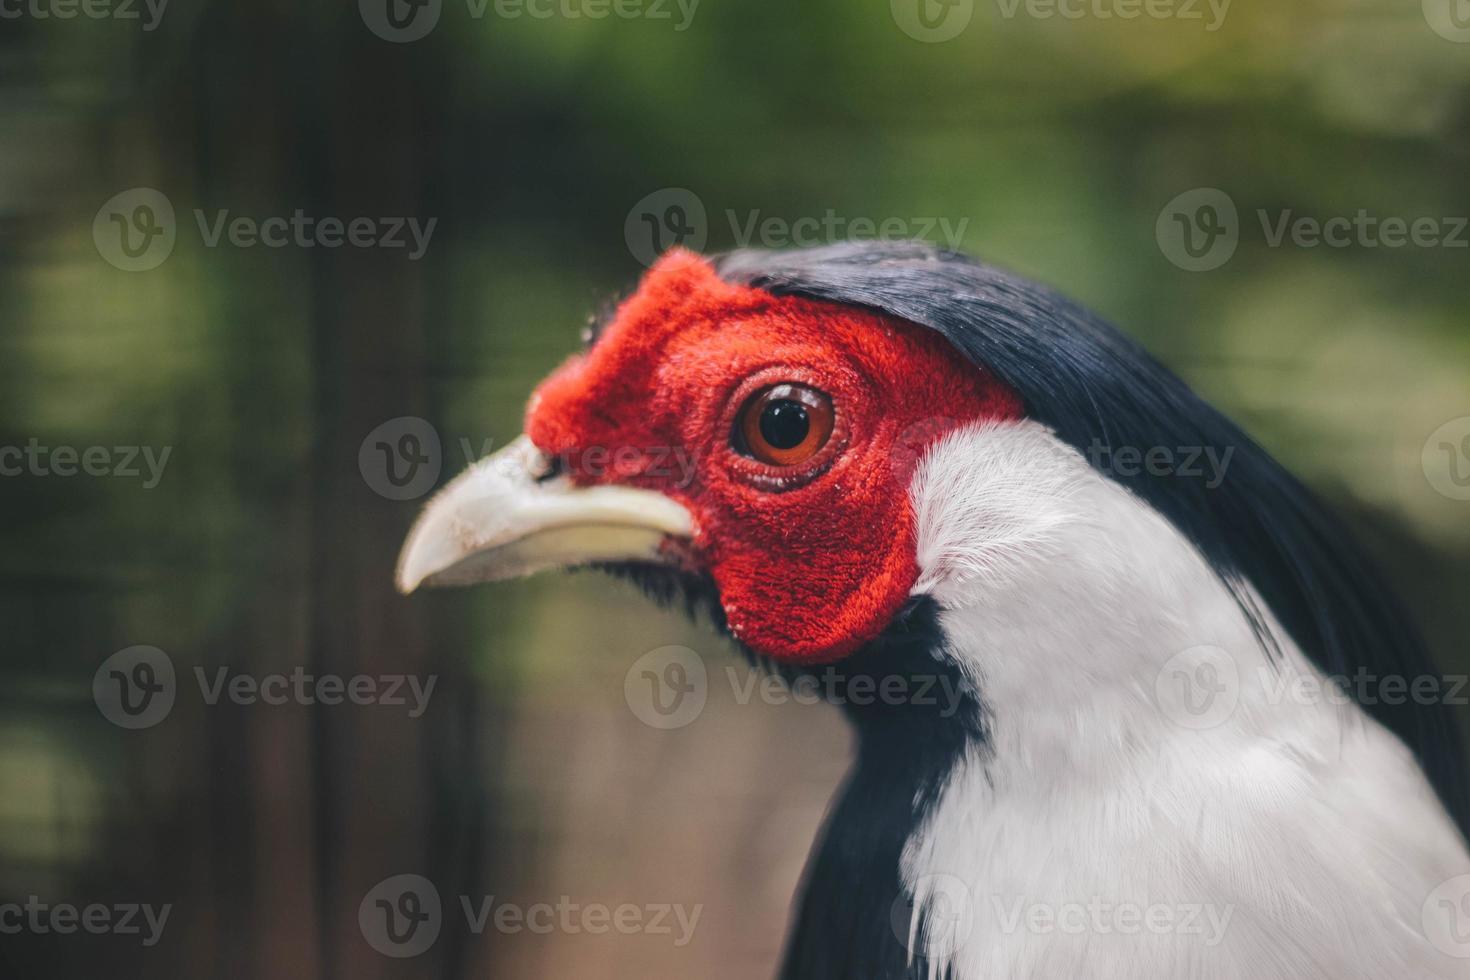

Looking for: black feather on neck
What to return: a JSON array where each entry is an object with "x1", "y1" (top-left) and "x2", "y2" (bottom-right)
[
  {"x1": 591, "y1": 561, "x2": 981, "y2": 980},
  {"x1": 774, "y1": 596, "x2": 980, "y2": 980}
]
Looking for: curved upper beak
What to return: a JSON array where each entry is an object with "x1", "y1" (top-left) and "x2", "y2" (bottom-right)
[{"x1": 395, "y1": 435, "x2": 696, "y2": 594}]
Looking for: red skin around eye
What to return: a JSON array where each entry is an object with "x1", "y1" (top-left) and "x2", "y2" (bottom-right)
[{"x1": 526, "y1": 249, "x2": 1023, "y2": 664}]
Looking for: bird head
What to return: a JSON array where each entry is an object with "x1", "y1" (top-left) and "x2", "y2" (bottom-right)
[
  {"x1": 394, "y1": 241, "x2": 1465, "y2": 837},
  {"x1": 395, "y1": 247, "x2": 1022, "y2": 662}
]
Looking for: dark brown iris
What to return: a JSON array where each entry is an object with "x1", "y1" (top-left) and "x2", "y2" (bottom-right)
[{"x1": 736, "y1": 383, "x2": 835, "y2": 467}]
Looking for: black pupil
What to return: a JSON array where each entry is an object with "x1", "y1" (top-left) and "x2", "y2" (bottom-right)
[{"x1": 759, "y1": 400, "x2": 810, "y2": 450}]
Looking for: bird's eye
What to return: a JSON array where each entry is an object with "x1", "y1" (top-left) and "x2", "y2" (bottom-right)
[{"x1": 735, "y1": 384, "x2": 835, "y2": 467}]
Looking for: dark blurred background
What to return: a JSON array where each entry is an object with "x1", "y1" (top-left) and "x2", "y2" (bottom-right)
[{"x1": 2, "y1": 0, "x2": 1469, "y2": 977}]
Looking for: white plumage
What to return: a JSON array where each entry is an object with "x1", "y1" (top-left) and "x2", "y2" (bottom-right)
[{"x1": 904, "y1": 420, "x2": 1470, "y2": 979}]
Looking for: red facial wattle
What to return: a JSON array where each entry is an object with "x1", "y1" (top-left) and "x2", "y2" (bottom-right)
[{"x1": 525, "y1": 250, "x2": 1024, "y2": 663}]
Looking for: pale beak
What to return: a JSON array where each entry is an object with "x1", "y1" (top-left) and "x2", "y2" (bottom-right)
[{"x1": 395, "y1": 435, "x2": 696, "y2": 594}]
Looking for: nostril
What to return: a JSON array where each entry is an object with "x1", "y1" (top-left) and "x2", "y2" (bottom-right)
[
  {"x1": 510, "y1": 435, "x2": 562, "y2": 483},
  {"x1": 531, "y1": 451, "x2": 564, "y2": 483}
]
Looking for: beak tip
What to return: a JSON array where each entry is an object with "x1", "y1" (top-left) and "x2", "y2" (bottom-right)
[{"x1": 394, "y1": 543, "x2": 432, "y2": 595}]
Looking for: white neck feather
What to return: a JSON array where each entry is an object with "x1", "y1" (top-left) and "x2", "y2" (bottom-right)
[
  {"x1": 900, "y1": 420, "x2": 1468, "y2": 980},
  {"x1": 910, "y1": 420, "x2": 1318, "y2": 768}
]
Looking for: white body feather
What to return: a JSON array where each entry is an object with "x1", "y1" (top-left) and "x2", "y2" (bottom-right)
[{"x1": 903, "y1": 420, "x2": 1470, "y2": 979}]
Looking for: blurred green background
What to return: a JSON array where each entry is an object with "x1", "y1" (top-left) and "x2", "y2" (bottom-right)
[{"x1": 1, "y1": 0, "x2": 1468, "y2": 977}]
